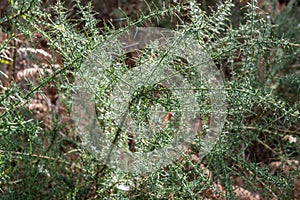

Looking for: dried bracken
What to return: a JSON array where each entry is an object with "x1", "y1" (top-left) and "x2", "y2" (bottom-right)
[
  {"x1": 0, "y1": 32, "x2": 67, "y2": 130},
  {"x1": 233, "y1": 186, "x2": 261, "y2": 200},
  {"x1": 269, "y1": 159, "x2": 299, "y2": 174},
  {"x1": 199, "y1": 183, "x2": 226, "y2": 200},
  {"x1": 16, "y1": 63, "x2": 59, "y2": 82},
  {"x1": 282, "y1": 135, "x2": 298, "y2": 143}
]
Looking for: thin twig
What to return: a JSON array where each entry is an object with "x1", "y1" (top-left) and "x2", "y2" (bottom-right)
[
  {"x1": 241, "y1": 126, "x2": 300, "y2": 135},
  {"x1": 0, "y1": 150, "x2": 85, "y2": 172},
  {"x1": 257, "y1": 138, "x2": 278, "y2": 156}
]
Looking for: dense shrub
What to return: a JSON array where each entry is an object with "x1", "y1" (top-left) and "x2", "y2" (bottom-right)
[{"x1": 0, "y1": 0, "x2": 299, "y2": 199}]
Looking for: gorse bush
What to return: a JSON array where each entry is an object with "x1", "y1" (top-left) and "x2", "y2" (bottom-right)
[{"x1": 0, "y1": 0, "x2": 299, "y2": 199}]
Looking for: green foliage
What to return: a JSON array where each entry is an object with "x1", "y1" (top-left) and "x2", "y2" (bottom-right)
[{"x1": 0, "y1": 0, "x2": 299, "y2": 199}]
